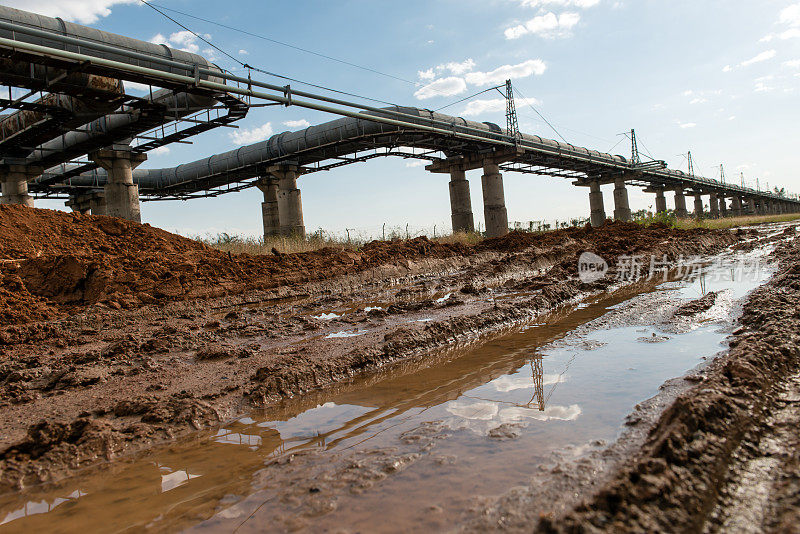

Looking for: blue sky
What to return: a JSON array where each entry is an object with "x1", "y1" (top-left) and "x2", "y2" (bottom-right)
[{"x1": 10, "y1": 0, "x2": 800, "y2": 238}]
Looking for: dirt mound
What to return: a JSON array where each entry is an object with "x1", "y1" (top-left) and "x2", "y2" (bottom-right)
[{"x1": 0, "y1": 206, "x2": 727, "y2": 325}]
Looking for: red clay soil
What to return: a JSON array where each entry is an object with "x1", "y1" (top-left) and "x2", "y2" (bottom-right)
[{"x1": 0, "y1": 205, "x2": 723, "y2": 326}]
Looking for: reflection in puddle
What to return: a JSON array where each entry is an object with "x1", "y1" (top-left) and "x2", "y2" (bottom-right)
[
  {"x1": 325, "y1": 330, "x2": 364, "y2": 339},
  {"x1": 312, "y1": 312, "x2": 341, "y2": 321},
  {"x1": 0, "y1": 236, "x2": 786, "y2": 533},
  {"x1": 1, "y1": 490, "x2": 86, "y2": 526},
  {"x1": 160, "y1": 469, "x2": 201, "y2": 493}
]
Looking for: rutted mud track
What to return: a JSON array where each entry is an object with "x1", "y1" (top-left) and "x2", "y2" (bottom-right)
[
  {"x1": 0, "y1": 205, "x2": 757, "y2": 496},
  {"x1": 518, "y1": 226, "x2": 800, "y2": 533}
]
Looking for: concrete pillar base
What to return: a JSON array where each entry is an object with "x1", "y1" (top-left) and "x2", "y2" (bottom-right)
[
  {"x1": 481, "y1": 163, "x2": 508, "y2": 238},
  {"x1": 674, "y1": 188, "x2": 688, "y2": 218},
  {"x1": 693, "y1": 194, "x2": 703, "y2": 218},
  {"x1": 271, "y1": 165, "x2": 305, "y2": 238},
  {"x1": 709, "y1": 194, "x2": 720, "y2": 218},
  {"x1": 66, "y1": 192, "x2": 107, "y2": 216},
  {"x1": 257, "y1": 177, "x2": 280, "y2": 239},
  {"x1": 589, "y1": 179, "x2": 606, "y2": 227},
  {"x1": 719, "y1": 197, "x2": 728, "y2": 217},
  {"x1": 612, "y1": 176, "x2": 631, "y2": 222},
  {"x1": 731, "y1": 197, "x2": 743, "y2": 217},
  {"x1": 448, "y1": 167, "x2": 475, "y2": 233},
  {"x1": 0, "y1": 165, "x2": 37, "y2": 207},
  {"x1": 92, "y1": 149, "x2": 146, "y2": 223},
  {"x1": 655, "y1": 189, "x2": 667, "y2": 214}
]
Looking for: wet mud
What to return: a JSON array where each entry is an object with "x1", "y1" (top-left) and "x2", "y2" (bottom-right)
[
  {"x1": 1, "y1": 205, "x2": 798, "y2": 533},
  {"x1": 0, "y1": 205, "x2": 742, "y2": 492}
]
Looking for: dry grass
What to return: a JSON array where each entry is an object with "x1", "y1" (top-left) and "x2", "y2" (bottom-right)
[
  {"x1": 674, "y1": 213, "x2": 800, "y2": 230},
  {"x1": 200, "y1": 230, "x2": 486, "y2": 255},
  {"x1": 433, "y1": 230, "x2": 484, "y2": 245}
]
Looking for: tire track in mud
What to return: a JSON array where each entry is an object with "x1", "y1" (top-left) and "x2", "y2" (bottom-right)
[
  {"x1": 532, "y1": 227, "x2": 800, "y2": 533},
  {"x1": 0, "y1": 210, "x2": 745, "y2": 492}
]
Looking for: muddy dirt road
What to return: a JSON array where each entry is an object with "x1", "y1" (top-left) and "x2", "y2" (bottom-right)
[{"x1": 1, "y1": 204, "x2": 799, "y2": 532}]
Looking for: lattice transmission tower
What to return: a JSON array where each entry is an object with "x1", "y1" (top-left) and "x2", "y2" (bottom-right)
[{"x1": 504, "y1": 79, "x2": 520, "y2": 141}]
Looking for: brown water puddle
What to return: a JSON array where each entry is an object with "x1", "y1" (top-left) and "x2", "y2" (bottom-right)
[{"x1": 0, "y1": 245, "x2": 777, "y2": 533}]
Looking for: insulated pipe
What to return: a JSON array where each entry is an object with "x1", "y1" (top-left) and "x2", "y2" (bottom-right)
[
  {"x1": 6, "y1": 28, "x2": 794, "y2": 206},
  {"x1": 0, "y1": 80, "x2": 125, "y2": 158}
]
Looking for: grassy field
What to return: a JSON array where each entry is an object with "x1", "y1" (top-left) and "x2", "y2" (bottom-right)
[
  {"x1": 674, "y1": 213, "x2": 800, "y2": 230},
  {"x1": 200, "y1": 230, "x2": 483, "y2": 254},
  {"x1": 200, "y1": 214, "x2": 800, "y2": 255}
]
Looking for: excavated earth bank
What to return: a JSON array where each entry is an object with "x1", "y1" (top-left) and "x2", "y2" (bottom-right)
[{"x1": 0, "y1": 205, "x2": 748, "y2": 492}]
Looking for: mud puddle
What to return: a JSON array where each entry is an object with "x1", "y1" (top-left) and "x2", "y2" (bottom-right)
[{"x1": 0, "y1": 241, "x2": 778, "y2": 533}]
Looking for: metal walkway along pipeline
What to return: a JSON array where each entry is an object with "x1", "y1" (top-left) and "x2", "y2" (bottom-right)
[{"x1": 0, "y1": 5, "x2": 797, "y2": 237}]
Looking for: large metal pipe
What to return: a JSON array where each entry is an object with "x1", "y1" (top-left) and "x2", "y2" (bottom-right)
[
  {"x1": 0, "y1": 79, "x2": 125, "y2": 158},
  {"x1": 0, "y1": 6, "x2": 230, "y2": 169}
]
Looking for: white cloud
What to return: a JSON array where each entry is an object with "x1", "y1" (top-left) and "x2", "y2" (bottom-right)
[
  {"x1": 1, "y1": 0, "x2": 137, "y2": 24},
  {"x1": 689, "y1": 97, "x2": 707, "y2": 104},
  {"x1": 739, "y1": 49, "x2": 776, "y2": 67},
  {"x1": 465, "y1": 59, "x2": 547, "y2": 86},
  {"x1": 417, "y1": 68, "x2": 436, "y2": 80},
  {"x1": 151, "y1": 146, "x2": 170, "y2": 156},
  {"x1": 405, "y1": 160, "x2": 426, "y2": 168},
  {"x1": 722, "y1": 64, "x2": 732, "y2": 72},
  {"x1": 150, "y1": 31, "x2": 213, "y2": 56},
  {"x1": 783, "y1": 59, "x2": 800, "y2": 68},
  {"x1": 516, "y1": 0, "x2": 599, "y2": 7},
  {"x1": 283, "y1": 119, "x2": 311, "y2": 129},
  {"x1": 505, "y1": 12, "x2": 580, "y2": 39},
  {"x1": 780, "y1": 3, "x2": 800, "y2": 26},
  {"x1": 239, "y1": 49, "x2": 249, "y2": 55},
  {"x1": 123, "y1": 81, "x2": 161, "y2": 94},
  {"x1": 436, "y1": 58, "x2": 476, "y2": 75},
  {"x1": 679, "y1": 122, "x2": 696, "y2": 129},
  {"x1": 413, "y1": 76, "x2": 467, "y2": 99},
  {"x1": 461, "y1": 96, "x2": 541, "y2": 116},
  {"x1": 728, "y1": 116, "x2": 736, "y2": 120},
  {"x1": 229, "y1": 122, "x2": 274, "y2": 145}
]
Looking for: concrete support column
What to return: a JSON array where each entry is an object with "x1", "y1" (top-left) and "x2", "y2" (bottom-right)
[
  {"x1": 481, "y1": 163, "x2": 509, "y2": 238},
  {"x1": 612, "y1": 175, "x2": 631, "y2": 222},
  {"x1": 719, "y1": 196, "x2": 728, "y2": 217},
  {"x1": 271, "y1": 165, "x2": 305, "y2": 238},
  {"x1": 748, "y1": 198, "x2": 757, "y2": 215},
  {"x1": 709, "y1": 193, "x2": 720, "y2": 218},
  {"x1": 674, "y1": 187, "x2": 688, "y2": 218},
  {"x1": 66, "y1": 192, "x2": 107, "y2": 216},
  {"x1": 731, "y1": 196, "x2": 743, "y2": 217},
  {"x1": 654, "y1": 189, "x2": 667, "y2": 214},
  {"x1": 589, "y1": 178, "x2": 606, "y2": 227},
  {"x1": 91, "y1": 149, "x2": 146, "y2": 222},
  {"x1": 693, "y1": 193, "x2": 703, "y2": 218},
  {"x1": 448, "y1": 166, "x2": 475, "y2": 233},
  {"x1": 256, "y1": 177, "x2": 280, "y2": 239},
  {"x1": 0, "y1": 165, "x2": 36, "y2": 207}
]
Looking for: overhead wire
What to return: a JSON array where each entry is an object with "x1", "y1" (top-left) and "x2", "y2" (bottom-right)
[
  {"x1": 140, "y1": 0, "x2": 401, "y2": 107},
  {"x1": 145, "y1": 1, "x2": 418, "y2": 86},
  {"x1": 433, "y1": 85, "x2": 503, "y2": 112},
  {"x1": 512, "y1": 85, "x2": 569, "y2": 144}
]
